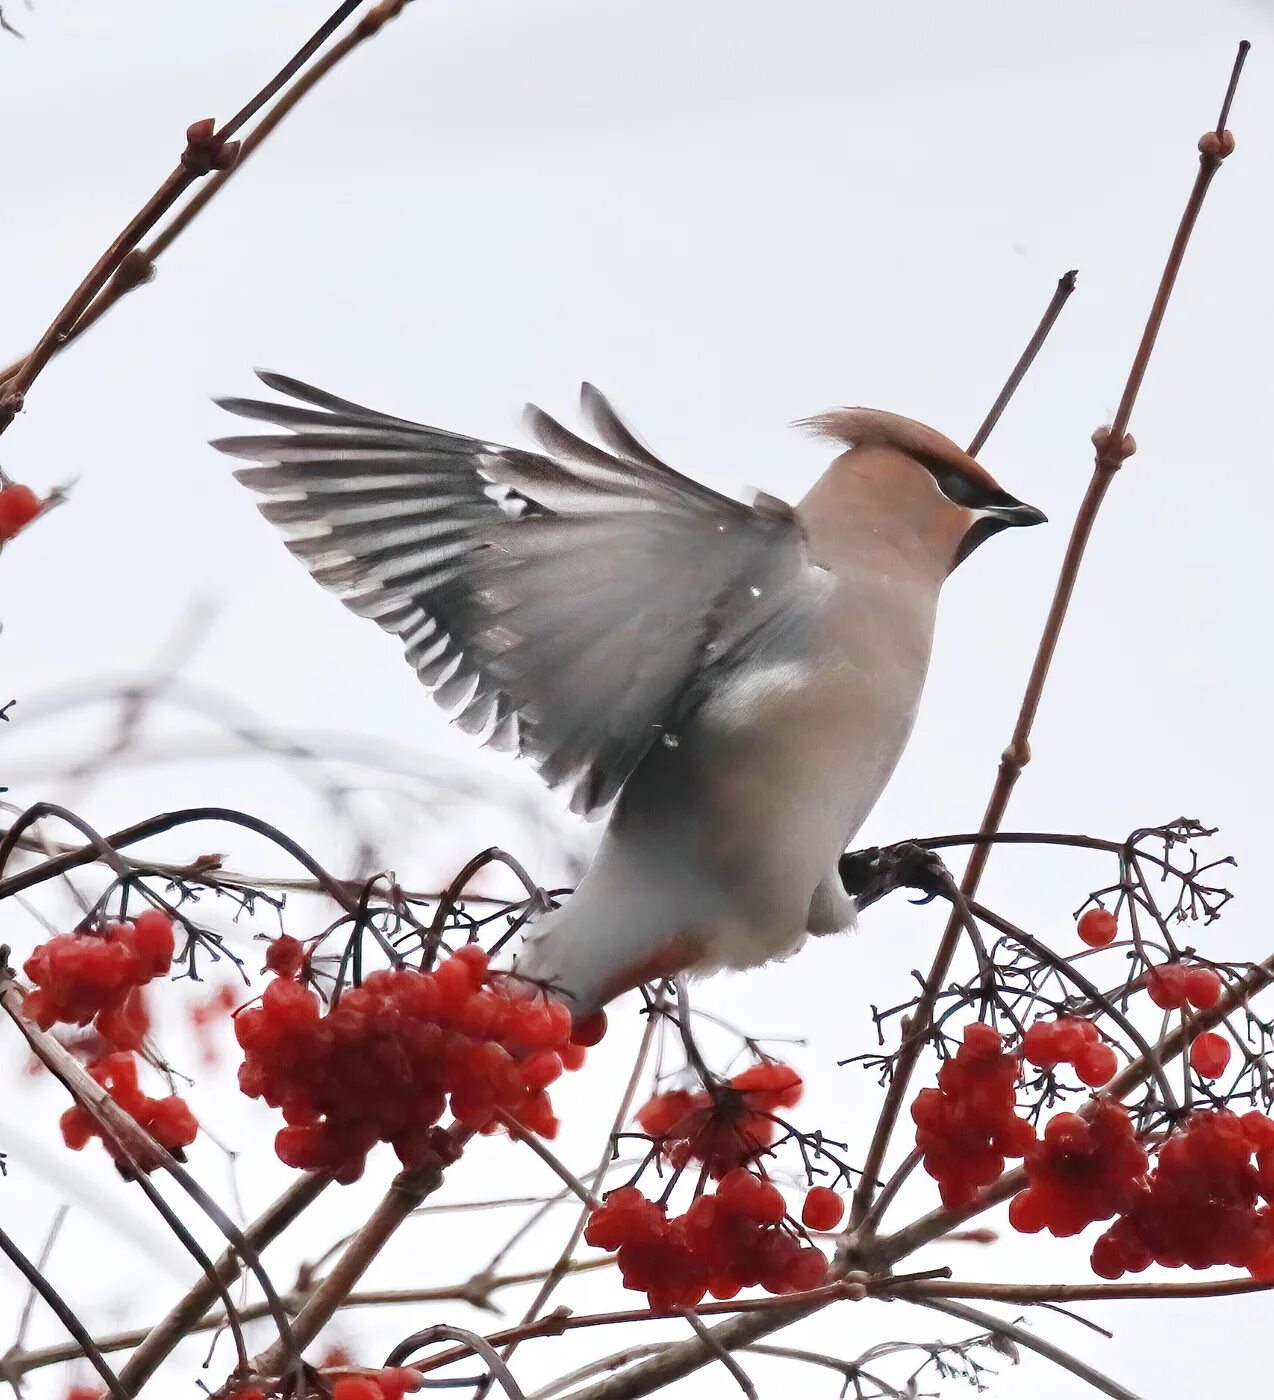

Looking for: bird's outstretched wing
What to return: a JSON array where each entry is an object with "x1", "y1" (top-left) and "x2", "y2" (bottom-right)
[{"x1": 215, "y1": 371, "x2": 822, "y2": 814}]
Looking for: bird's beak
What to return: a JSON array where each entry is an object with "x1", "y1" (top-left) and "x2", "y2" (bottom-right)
[{"x1": 986, "y1": 498, "x2": 1047, "y2": 528}]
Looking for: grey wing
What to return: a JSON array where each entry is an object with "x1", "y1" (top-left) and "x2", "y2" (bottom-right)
[{"x1": 214, "y1": 371, "x2": 822, "y2": 815}]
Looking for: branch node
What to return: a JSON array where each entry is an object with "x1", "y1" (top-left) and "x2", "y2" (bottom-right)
[
  {"x1": 1198, "y1": 129, "x2": 1237, "y2": 161},
  {"x1": 1001, "y1": 739, "x2": 1031, "y2": 770},
  {"x1": 181, "y1": 119, "x2": 240, "y2": 176},
  {"x1": 1090, "y1": 425, "x2": 1137, "y2": 467}
]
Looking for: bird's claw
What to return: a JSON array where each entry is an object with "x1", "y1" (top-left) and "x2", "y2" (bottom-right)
[{"x1": 838, "y1": 841, "x2": 952, "y2": 911}]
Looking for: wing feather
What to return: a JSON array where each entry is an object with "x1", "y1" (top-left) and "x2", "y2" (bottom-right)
[{"x1": 217, "y1": 371, "x2": 820, "y2": 813}]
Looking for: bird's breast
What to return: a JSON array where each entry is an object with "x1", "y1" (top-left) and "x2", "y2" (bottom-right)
[{"x1": 688, "y1": 572, "x2": 939, "y2": 897}]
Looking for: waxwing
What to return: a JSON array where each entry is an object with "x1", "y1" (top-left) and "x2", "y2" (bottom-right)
[{"x1": 216, "y1": 374, "x2": 1044, "y2": 1013}]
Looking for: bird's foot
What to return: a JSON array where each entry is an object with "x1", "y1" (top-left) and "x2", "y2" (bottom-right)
[{"x1": 837, "y1": 841, "x2": 952, "y2": 911}]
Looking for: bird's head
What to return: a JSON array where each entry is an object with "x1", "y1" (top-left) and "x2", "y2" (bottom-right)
[{"x1": 796, "y1": 408, "x2": 1046, "y2": 579}]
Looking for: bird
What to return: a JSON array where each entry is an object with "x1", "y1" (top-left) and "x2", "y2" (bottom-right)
[{"x1": 215, "y1": 372, "x2": 1045, "y2": 1016}]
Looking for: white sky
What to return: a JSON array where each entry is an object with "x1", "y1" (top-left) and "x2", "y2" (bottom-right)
[{"x1": 3, "y1": 2, "x2": 1274, "y2": 1397}]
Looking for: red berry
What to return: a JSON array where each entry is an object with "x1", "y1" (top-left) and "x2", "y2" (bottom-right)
[
  {"x1": 131, "y1": 911, "x2": 176, "y2": 977},
  {"x1": 1075, "y1": 1043, "x2": 1118, "y2": 1088},
  {"x1": 264, "y1": 934, "x2": 306, "y2": 977},
  {"x1": 731, "y1": 1062, "x2": 803, "y2": 1110},
  {"x1": 96, "y1": 987, "x2": 151, "y2": 1050},
  {"x1": 1183, "y1": 966, "x2": 1223, "y2": 1010},
  {"x1": 332, "y1": 1378, "x2": 384, "y2": 1400},
  {"x1": 800, "y1": 1186, "x2": 844, "y2": 1231},
  {"x1": 962, "y1": 1021, "x2": 1003, "y2": 1057},
  {"x1": 1077, "y1": 907, "x2": 1118, "y2": 948},
  {"x1": 570, "y1": 1009, "x2": 608, "y2": 1047},
  {"x1": 0, "y1": 483, "x2": 41, "y2": 542},
  {"x1": 1147, "y1": 965, "x2": 1190, "y2": 1011},
  {"x1": 784, "y1": 1245, "x2": 830, "y2": 1292},
  {"x1": 1190, "y1": 1032, "x2": 1231, "y2": 1079}
]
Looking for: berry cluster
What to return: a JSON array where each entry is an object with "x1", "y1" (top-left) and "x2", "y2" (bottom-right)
[
  {"x1": 23, "y1": 912, "x2": 175, "y2": 1049},
  {"x1": 235, "y1": 946, "x2": 592, "y2": 1182},
  {"x1": 584, "y1": 1170, "x2": 829, "y2": 1309},
  {"x1": 1022, "y1": 1016, "x2": 1119, "y2": 1088},
  {"x1": 911, "y1": 1022, "x2": 1035, "y2": 1208},
  {"x1": 1146, "y1": 962, "x2": 1223, "y2": 1011},
  {"x1": 636, "y1": 1062, "x2": 803, "y2": 1176},
  {"x1": 1092, "y1": 1109, "x2": 1274, "y2": 1279},
  {"x1": 1009, "y1": 1099, "x2": 1148, "y2": 1237},
  {"x1": 60, "y1": 1051, "x2": 198, "y2": 1168},
  {"x1": 0, "y1": 482, "x2": 41, "y2": 543}
]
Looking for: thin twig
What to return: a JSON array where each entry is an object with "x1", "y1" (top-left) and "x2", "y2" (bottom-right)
[{"x1": 966, "y1": 270, "x2": 1078, "y2": 457}]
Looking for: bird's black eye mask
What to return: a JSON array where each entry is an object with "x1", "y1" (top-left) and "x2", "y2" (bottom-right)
[
  {"x1": 910, "y1": 451, "x2": 1046, "y2": 571},
  {"x1": 913, "y1": 451, "x2": 1020, "y2": 512}
]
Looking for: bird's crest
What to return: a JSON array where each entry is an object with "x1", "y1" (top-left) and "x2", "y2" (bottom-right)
[{"x1": 797, "y1": 408, "x2": 999, "y2": 491}]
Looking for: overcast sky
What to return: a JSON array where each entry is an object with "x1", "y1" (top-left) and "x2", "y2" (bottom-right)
[{"x1": 3, "y1": 3, "x2": 1274, "y2": 1397}]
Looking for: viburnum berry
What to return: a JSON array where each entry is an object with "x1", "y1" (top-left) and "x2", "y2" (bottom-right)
[
  {"x1": 1183, "y1": 966, "x2": 1224, "y2": 1009},
  {"x1": 59, "y1": 1051, "x2": 198, "y2": 1168},
  {"x1": 800, "y1": 1185, "x2": 845, "y2": 1231},
  {"x1": 264, "y1": 933, "x2": 307, "y2": 977},
  {"x1": 95, "y1": 986, "x2": 152, "y2": 1052},
  {"x1": 635, "y1": 1061, "x2": 803, "y2": 1177},
  {"x1": 570, "y1": 1009, "x2": 609, "y2": 1047},
  {"x1": 1077, "y1": 907, "x2": 1118, "y2": 948},
  {"x1": 1075, "y1": 1042, "x2": 1119, "y2": 1088},
  {"x1": 235, "y1": 949, "x2": 590, "y2": 1182},
  {"x1": 0, "y1": 483, "x2": 41, "y2": 542},
  {"x1": 912, "y1": 1022, "x2": 1034, "y2": 1208},
  {"x1": 1009, "y1": 1099, "x2": 1148, "y2": 1238},
  {"x1": 130, "y1": 910, "x2": 176, "y2": 976},
  {"x1": 328, "y1": 1372, "x2": 421, "y2": 1400},
  {"x1": 1189, "y1": 1031, "x2": 1232, "y2": 1079}
]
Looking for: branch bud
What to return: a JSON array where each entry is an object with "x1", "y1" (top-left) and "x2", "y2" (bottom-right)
[
  {"x1": 181, "y1": 117, "x2": 233, "y2": 176},
  {"x1": 1199, "y1": 129, "x2": 1237, "y2": 160}
]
